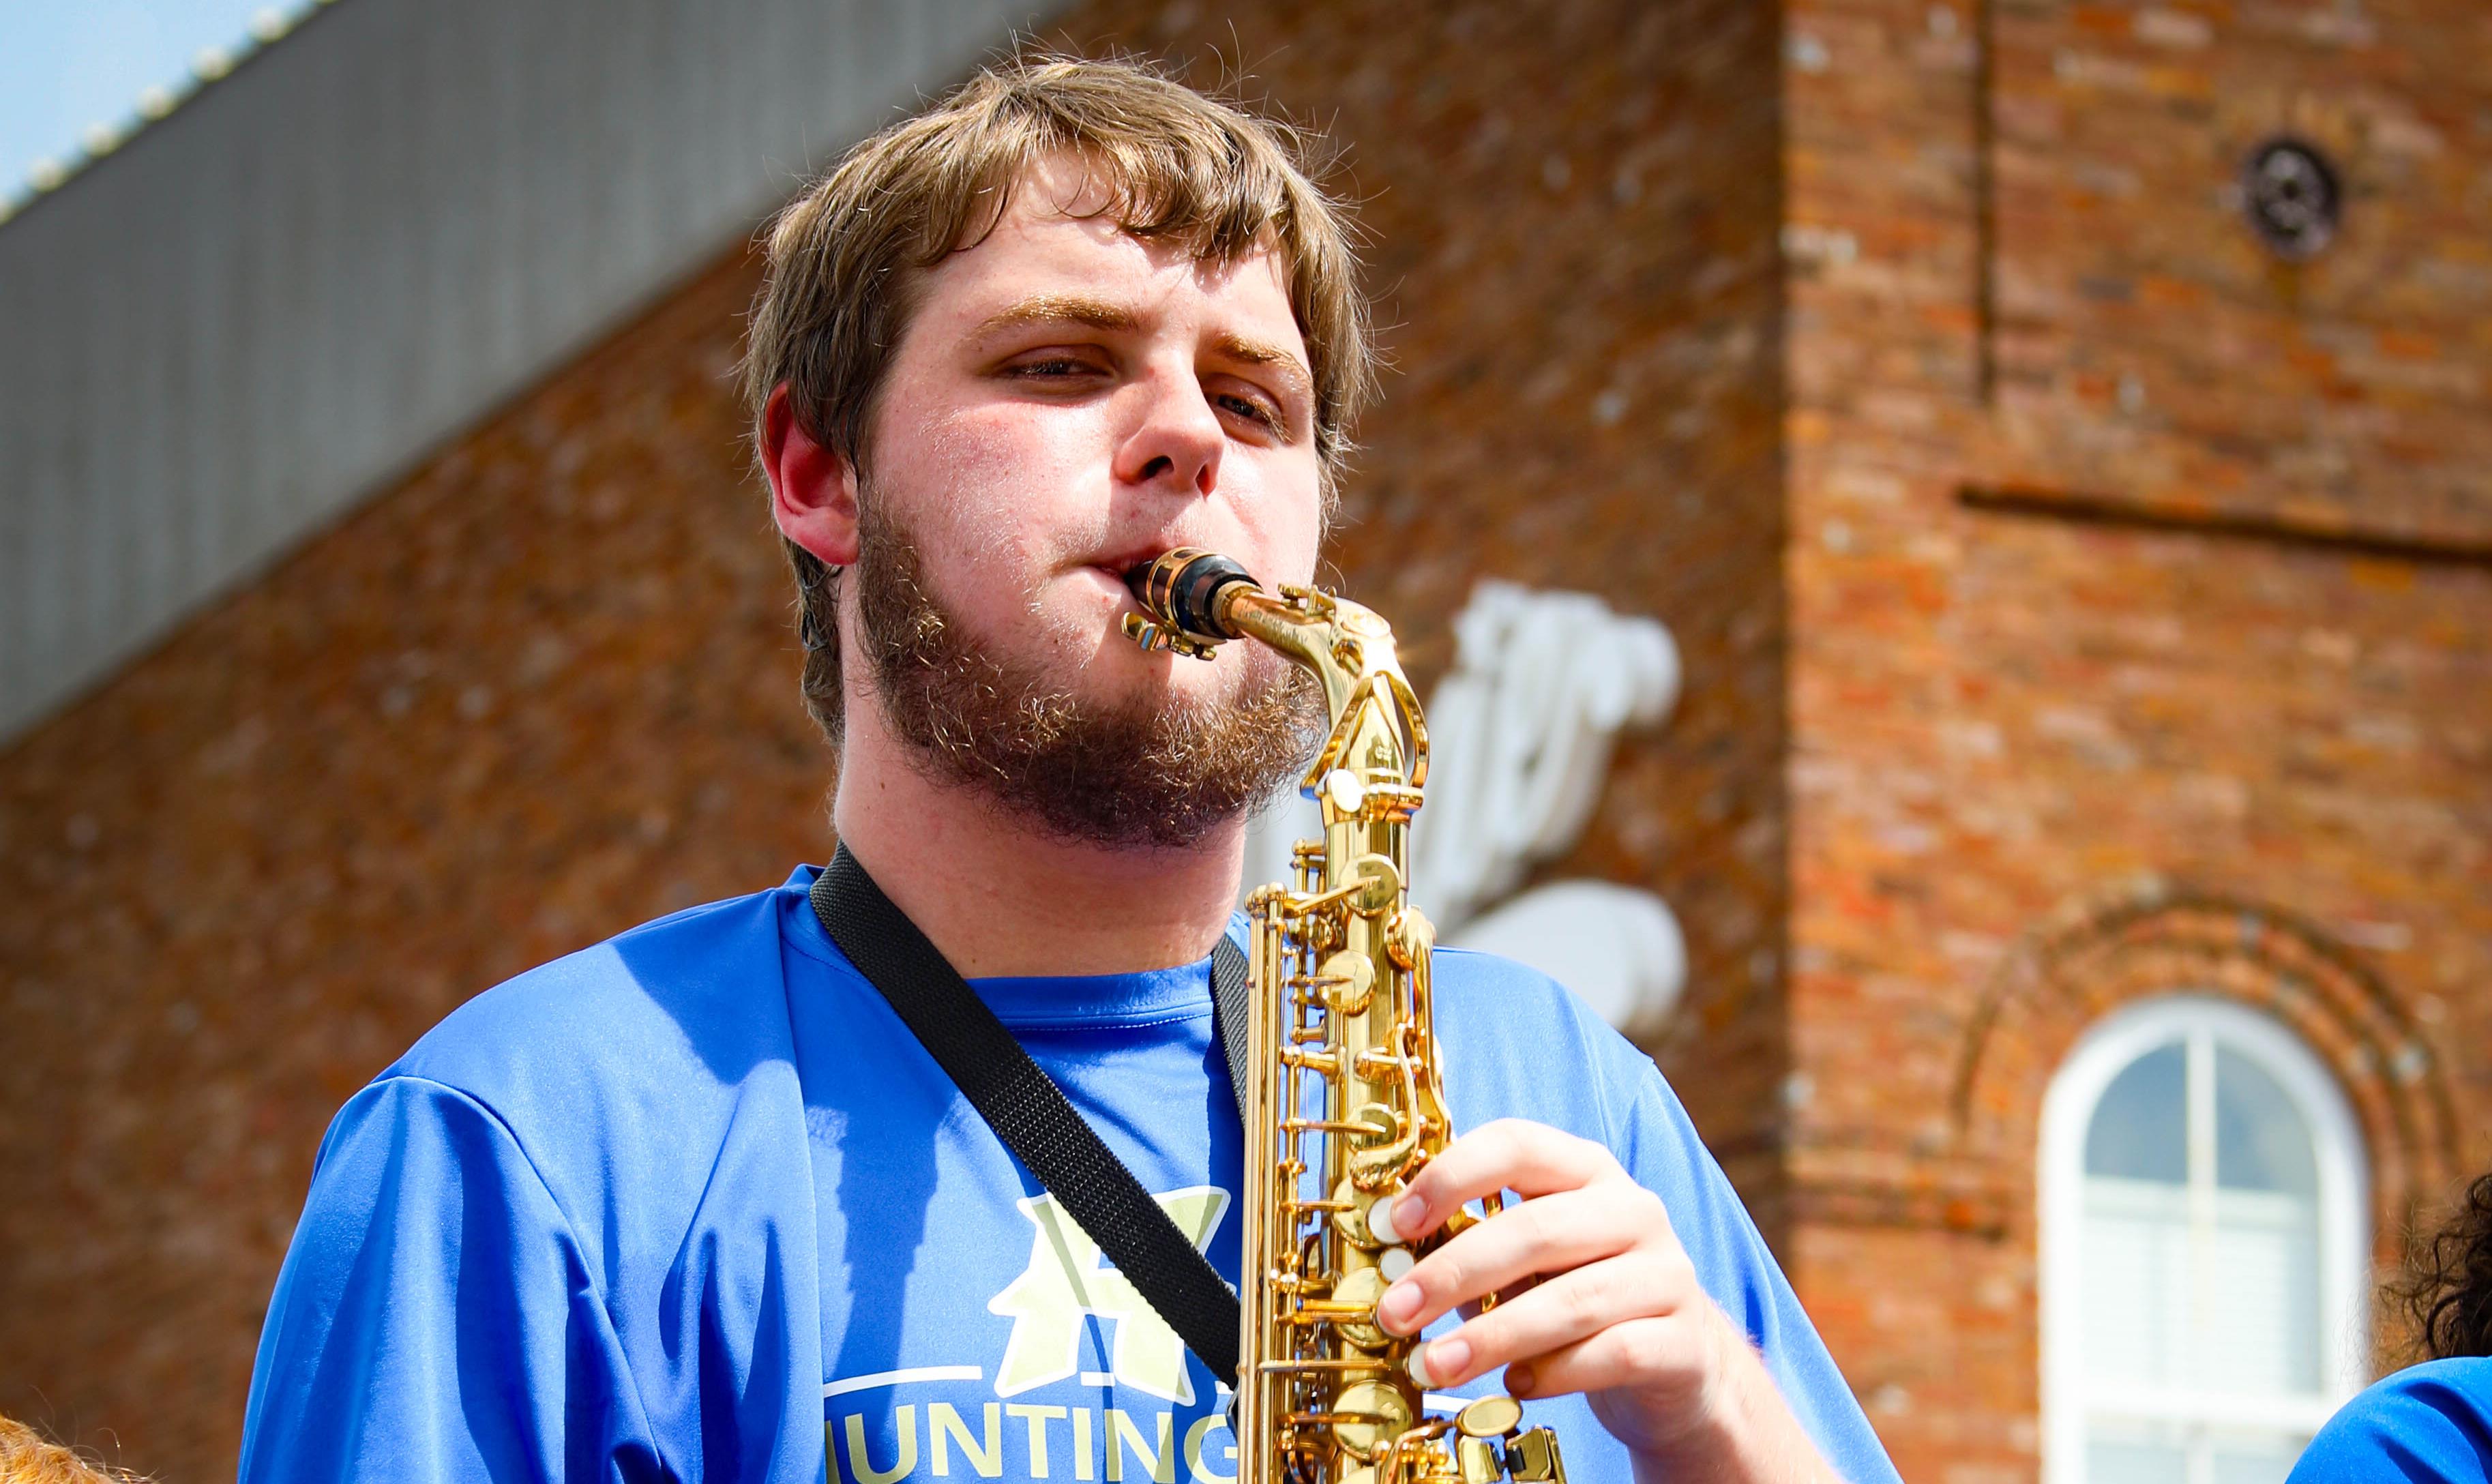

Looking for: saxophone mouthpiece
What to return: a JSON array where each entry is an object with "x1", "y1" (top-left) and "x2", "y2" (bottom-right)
[{"x1": 1122, "y1": 548, "x2": 1258, "y2": 661}]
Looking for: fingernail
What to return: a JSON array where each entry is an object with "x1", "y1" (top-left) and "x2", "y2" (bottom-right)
[
  {"x1": 1394, "y1": 1193, "x2": 1427, "y2": 1236},
  {"x1": 1378, "y1": 1280, "x2": 1422, "y2": 1334},
  {"x1": 1414, "y1": 1336, "x2": 1469, "y2": 1389}
]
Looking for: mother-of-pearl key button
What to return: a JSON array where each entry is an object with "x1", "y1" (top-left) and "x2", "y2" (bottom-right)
[
  {"x1": 1406, "y1": 1346, "x2": 1438, "y2": 1389},
  {"x1": 1378, "y1": 1246, "x2": 1414, "y2": 1282},
  {"x1": 1367, "y1": 1196, "x2": 1406, "y2": 1246}
]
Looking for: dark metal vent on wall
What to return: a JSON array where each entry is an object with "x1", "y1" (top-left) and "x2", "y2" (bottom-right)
[{"x1": 2240, "y1": 138, "x2": 2342, "y2": 260}]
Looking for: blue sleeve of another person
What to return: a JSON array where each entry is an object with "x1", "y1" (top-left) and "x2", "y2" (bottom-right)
[
  {"x1": 2289, "y1": 1359, "x2": 2492, "y2": 1483},
  {"x1": 239, "y1": 1075, "x2": 664, "y2": 1484}
]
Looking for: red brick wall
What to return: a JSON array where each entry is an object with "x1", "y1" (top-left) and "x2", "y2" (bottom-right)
[
  {"x1": 0, "y1": 3, "x2": 1792, "y2": 1476},
  {"x1": 1781, "y1": 2, "x2": 2492, "y2": 1479},
  {"x1": 1988, "y1": 0, "x2": 2492, "y2": 550}
]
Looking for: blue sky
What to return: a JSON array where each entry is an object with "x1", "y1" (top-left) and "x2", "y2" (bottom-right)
[{"x1": 1, "y1": 0, "x2": 323, "y2": 216}]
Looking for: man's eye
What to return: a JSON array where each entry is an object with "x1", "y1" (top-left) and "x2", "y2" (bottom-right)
[
  {"x1": 1011, "y1": 357, "x2": 1097, "y2": 379},
  {"x1": 1217, "y1": 392, "x2": 1281, "y2": 430}
]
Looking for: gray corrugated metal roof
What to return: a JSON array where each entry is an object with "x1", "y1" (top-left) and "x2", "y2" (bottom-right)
[
  {"x1": 0, "y1": 0, "x2": 1052, "y2": 743},
  {"x1": 4, "y1": 3, "x2": 339, "y2": 228}
]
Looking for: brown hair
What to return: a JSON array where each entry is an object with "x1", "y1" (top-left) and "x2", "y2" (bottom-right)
[
  {"x1": 741, "y1": 50, "x2": 1374, "y2": 743},
  {"x1": 0, "y1": 1417, "x2": 148, "y2": 1484}
]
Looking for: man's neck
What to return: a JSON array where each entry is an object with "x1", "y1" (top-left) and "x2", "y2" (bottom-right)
[{"x1": 828, "y1": 709, "x2": 1247, "y2": 979}]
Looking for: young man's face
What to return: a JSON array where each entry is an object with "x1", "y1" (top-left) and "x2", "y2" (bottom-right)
[{"x1": 855, "y1": 153, "x2": 1326, "y2": 718}]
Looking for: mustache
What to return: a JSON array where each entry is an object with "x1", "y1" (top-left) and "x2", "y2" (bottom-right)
[{"x1": 850, "y1": 499, "x2": 1322, "y2": 848}]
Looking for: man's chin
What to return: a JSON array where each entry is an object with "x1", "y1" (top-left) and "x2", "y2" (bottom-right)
[{"x1": 855, "y1": 505, "x2": 1320, "y2": 848}]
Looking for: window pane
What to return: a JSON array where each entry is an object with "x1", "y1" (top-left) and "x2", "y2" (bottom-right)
[
  {"x1": 2212, "y1": 1431, "x2": 2306, "y2": 1484},
  {"x1": 2086, "y1": 1420, "x2": 2189, "y2": 1484},
  {"x1": 2206, "y1": 1187, "x2": 2321, "y2": 1393},
  {"x1": 2081, "y1": 1178, "x2": 2189, "y2": 1384},
  {"x1": 2216, "y1": 1048, "x2": 2317, "y2": 1196},
  {"x1": 2086, "y1": 1041, "x2": 2186, "y2": 1183}
]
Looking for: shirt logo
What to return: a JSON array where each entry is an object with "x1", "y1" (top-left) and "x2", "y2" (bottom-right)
[{"x1": 988, "y1": 1186, "x2": 1230, "y2": 1404}]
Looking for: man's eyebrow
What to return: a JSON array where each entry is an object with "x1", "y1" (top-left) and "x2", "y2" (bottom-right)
[
  {"x1": 1210, "y1": 331, "x2": 1314, "y2": 403},
  {"x1": 970, "y1": 297, "x2": 1313, "y2": 406},
  {"x1": 970, "y1": 294, "x2": 1143, "y2": 338}
]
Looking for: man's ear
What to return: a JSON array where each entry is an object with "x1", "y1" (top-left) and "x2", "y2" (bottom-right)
[{"x1": 760, "y1": 383, "x2": 861, "y2": 566}]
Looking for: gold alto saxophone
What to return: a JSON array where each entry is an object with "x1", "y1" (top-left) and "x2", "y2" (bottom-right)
[{"x1": 1125, "y1": 550, "x2": 1567, "y2": 1484}]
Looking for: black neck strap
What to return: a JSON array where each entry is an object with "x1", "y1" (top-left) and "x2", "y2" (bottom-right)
[{"x1": 809, "y1": 845, "x2": 1249, "y2": 1388}]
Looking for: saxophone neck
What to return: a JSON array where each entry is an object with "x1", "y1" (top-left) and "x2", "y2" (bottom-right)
[
  {"x1": 1123, "y1": 548, "x2": 1427, "y2": 797},
  {"x1": 1226, "y1": 587, "x2": 1380, "y2": 699}
]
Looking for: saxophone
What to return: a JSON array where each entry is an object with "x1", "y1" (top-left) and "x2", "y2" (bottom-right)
[{"x1": 1125, "y1": 550, "x2": 1567, "y2": 1484}]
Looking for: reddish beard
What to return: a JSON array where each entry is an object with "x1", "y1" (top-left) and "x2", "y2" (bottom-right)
[{"x1": 851, "y1": 499, "x2": 1323, "y2": 848}]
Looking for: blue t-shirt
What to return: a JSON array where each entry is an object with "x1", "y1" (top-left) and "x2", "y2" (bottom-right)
[
  {"x1": 2290, "y1": 1358, "x2": 2492, "y2": 1481},
  {"x1": 239, "y1": 866, "x2": 1898, "y2": 1484}
]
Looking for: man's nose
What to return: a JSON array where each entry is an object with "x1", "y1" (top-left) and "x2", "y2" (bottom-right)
[{"x1": 1112, "y1": 366, "x2": 1225, "y2": 499}]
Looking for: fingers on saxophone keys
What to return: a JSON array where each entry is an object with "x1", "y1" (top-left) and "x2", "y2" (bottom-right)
[
  {"x1": 1393, "y1": 1118, "x2": 1618, "y2": 1238},
  {"x1": 1502, "y1": 1315, "x2": 1709, "y2": 1401},
  {"x1": 1407, "y1": 1335, "x2": 1465, "y2": 1390},
  {"x1": 1376, "y1": 1185, "x2": 1647, "y2": 1339},
  {"x1": 1409, "y1": 1254, "x2": 1683, "y2": 1391}
]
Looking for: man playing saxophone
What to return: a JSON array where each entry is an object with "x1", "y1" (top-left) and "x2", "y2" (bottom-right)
[{"x1": 240, "y1": 54, "x2": 1898, "y2": 1484}]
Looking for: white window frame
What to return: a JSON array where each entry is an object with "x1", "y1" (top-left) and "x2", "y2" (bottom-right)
[{"x1": 2038, "y1": 994, "x2": 2369, "y2": 1483}]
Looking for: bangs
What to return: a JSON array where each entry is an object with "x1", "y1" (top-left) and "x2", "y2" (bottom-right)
[{"x1": 919, "y1": 85, "x2": 1314, "y2": 276}]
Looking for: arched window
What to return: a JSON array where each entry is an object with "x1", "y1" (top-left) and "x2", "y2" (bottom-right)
[{"x1": 2041, "y1": 996, "x2": 2368, "y2": 1483}]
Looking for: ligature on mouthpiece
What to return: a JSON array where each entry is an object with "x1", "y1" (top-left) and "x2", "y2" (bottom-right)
[{"x1": 1121, "y1": 547, "x2": 1259, "y2": 660}]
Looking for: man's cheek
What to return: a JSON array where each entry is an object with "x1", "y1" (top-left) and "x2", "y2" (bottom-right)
[
  {"x1": 947, "y1": 395, "x2": 1103, "y2": 477},
  {"x1": 1236, "y1": 460, "x2": 1324, "y2": 580}
]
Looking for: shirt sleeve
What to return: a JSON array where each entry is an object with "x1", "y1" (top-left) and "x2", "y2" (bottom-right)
[
  {"x1": 1603, "y1": 1044, "x2": 1903, "y2": 1484},
  {"x1": 239, "y1": 1075, "x2": 666, "y2": 1484},
  {"x1": 2288, "y1": 1361, "x2": 2492, "y2": 1483}
]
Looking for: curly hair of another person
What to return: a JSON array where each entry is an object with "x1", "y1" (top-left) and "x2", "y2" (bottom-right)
[
  {"x1": 0, "y1": 1416, "x2": 147, "y2": 1484},
  {"x1": 2397, "y1": 1170, "x2": 2492, "y2": 1362}
]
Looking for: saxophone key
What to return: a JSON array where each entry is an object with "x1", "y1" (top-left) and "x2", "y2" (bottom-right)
[
  {"x1": 1365, "y1": 1189, "x2": 1410, "y2": 1246},
  {"x1": 1322, "y1": 1266, "x2": 1392, "y2": 1352},
  {"x1": 1329, "y1": 1380, "x2": 1414, "y2": 1461},
  {"x1": 1503, "y1": 1429, "x2": 1566, "y2": 1483},
  {"x1": 1283, "y1": 1048, "x2": 1343, "y2": 1077},
  {"x1": 1453, "y1": 1397, "x2": 1522, "y2": 1439},
  {"x1": 1319, "y1": 951, "x2": 1376, "y2": 1012},
  {"x1": 1346, "y1": 853, "x2": 1403, "y2": 916},
  {"x1": 1334, "y1": 1177, "x2": 1383, "y2": 1249},
  {"x1": 1457, "y1": 1438, "x2": 1505, "y2": 1484}
]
